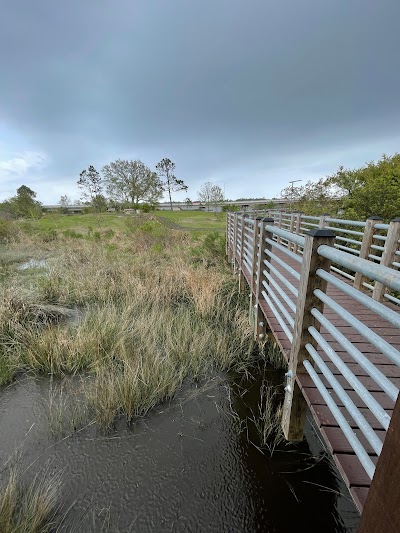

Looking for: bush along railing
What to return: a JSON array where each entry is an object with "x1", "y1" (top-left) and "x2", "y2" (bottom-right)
[{"x1": 226, "y1": 210, "x2": 400, "y2": 523}]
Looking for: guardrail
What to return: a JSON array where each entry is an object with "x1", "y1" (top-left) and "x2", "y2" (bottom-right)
[
  {"x1": 226, "y1": 211, "x2": 400, "y2": 527},
  {"x1": 235, "y1": 210, "x2": 400, "y2": 307}
]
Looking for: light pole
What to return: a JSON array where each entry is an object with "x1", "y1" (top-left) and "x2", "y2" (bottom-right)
[{"x1": 288, "y1": 180, "x2": 302, "y2": 211}]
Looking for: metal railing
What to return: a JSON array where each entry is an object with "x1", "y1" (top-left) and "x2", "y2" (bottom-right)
[
  {"x1": 226, "y1": 211, "x2": 400, "y2": 489},
  {"x1": 263, "y1": 210, "x2": 400, "y2": 306}
]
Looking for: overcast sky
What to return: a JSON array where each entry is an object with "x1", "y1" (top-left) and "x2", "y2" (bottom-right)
[{"x1": 1, "y1": 0, "x2": 400, "y2": 204}]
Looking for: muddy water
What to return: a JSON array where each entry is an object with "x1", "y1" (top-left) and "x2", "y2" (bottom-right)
[
  {"x1": 18, "y1": 258, "x2": 48, "y2": 270},
  {"x1": 0, "y1": 369, "x2": 359, "y2": 532}
]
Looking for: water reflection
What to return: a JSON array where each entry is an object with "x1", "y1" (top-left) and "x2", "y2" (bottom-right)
[{"x1": 0, "y1": 369, "x2": 359, "y2": 532}]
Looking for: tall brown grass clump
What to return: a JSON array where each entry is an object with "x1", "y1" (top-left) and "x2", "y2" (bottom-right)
[
  {"x1": 0, "y1": 467, "x2": 61, "y2": 533},
  {"x1": 0, "y1": 218, "x2": 266, "y2": 426}
]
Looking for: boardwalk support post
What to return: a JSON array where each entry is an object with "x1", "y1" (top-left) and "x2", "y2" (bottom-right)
[
  {"x1": 238, "y1": 214, "x2": 248, "y2": 293},
  {"x1": 226, "y1": 212, "x2": 232, "y2": 261},
  {"x1": 248, "y1": 217, "x2": 262, "y2": 329},
  {"x1": 354, "y1": 216, "x2": 383, "y2": 290},
  {"x1": 318, "y1": 213, "x2": 330, "y2": 229},
  {"x1": 254, "y1": 218, "x2": 274, "y2": 340},
  {"x1": 282, "y1": 228, "x2": 336, "y2": 441},
  {"x1": 232, "y1": 212, "x2": 240, "y2": 273},
  {"x1": 358, "y1": 391, "x2": 400, "y2": 533},
  {"x1": 372, "y1": 218, "x2": 400, "y2": 301}
]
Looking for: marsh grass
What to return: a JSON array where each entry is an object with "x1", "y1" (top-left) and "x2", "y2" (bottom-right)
[
  {"x1": 255, "y1": 381, "x2": 285, "y2": 452},
  {"x1": 0, "y1": 216, "x2": 277, "y2": 428},
  {"x1": 0, "y1": 465, "x2": 62, "y2": 533}
]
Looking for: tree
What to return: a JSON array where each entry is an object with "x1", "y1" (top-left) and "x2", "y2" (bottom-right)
[
  {"x1": 198, "y1": 182, "x2": 224, "y2": 211},
  {"x1": 92, "y1": 194, "x2": 108, "y2": 212},
  {"x1": 280, "y1": 178, "x2": 341, "y2": 215},
  {"x1": 328, "y1": 154, "x2": 400, "y2": 221},
  {"x1": 103, "y1": 159, "x2": 163, "y2": 206},
  {"x1": 77, "y1": 165, "x2": 103, "y2": 204},
  {"x1": 7, "y1": 185, "x2": 43, "y2": 218},
  {"x1": 278, "y1": 153, "x2": 400, "y2": 221},
  {"x1": 59, "y1": 195, "x2": 72, "y2": 214},
  {"x1": 155, "y1": 158, "x2": 188, "y2": 210},
  {"x1": 184, "y1": 198, "x2": 193, "y2": 210}
]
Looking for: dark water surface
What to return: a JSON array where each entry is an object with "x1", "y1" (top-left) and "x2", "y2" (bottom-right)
[{"x1": 0, "y1": 369, "x2": 359, "y2": 532}]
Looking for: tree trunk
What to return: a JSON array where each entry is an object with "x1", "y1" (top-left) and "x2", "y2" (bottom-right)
[{"x1": 168, "y1": 186, "x2": 173, "y2": 210}]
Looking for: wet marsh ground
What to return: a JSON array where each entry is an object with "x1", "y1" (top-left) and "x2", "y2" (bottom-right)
[{"x1": 0, "y1": 212, "x2": 360, "y2": 532}]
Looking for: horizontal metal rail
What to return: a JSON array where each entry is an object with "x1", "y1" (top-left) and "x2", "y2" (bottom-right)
[
  {"x1": 264, "y1": 248, "x2": 301, "y2": 281},
  {"x1": 316, "y1": 269, "x2": 400, "y2": 328},
  {"x1": 384, "y1": 293, "x2": 400, "y2": 305},
  {"x1": 318, "y1": 245, "x2": 400, "y2": 292},
  {"x1": 266, "y1": 238, "x2": 303, "y2": 264},
  {"x1": 310, "y1": 307, "x2": 399, "y2": 403},
  {"x1": 374, "y1": 223, "x2": 390, "y2": 231},
  {"x1": 314, "y1": 289, "x2": 400, "y2": 369},
  {"x1": 263, "y1": 273, "x2": 296, "y2": 313},
  {"x1": 308, "y1": 325, "x2": 392, "y2": 429},
  {"x1": 303, "y1": 359, "x2": 376, "y2": 480},
  {"x1": 326, "y1": 217, "x2": 366, "y2": 228},
  {"x1": 265, "y1": 225, "x2": 306, "y2": 247},
  {"x1": 325, "y1": 226, "x2": 364, "y2": 237},
  {"x1": 305, "y1": 343, "x2": 383, "y2": 455},
  {"x1": 262, "y1": 282, "x2": 295, "y2": 329},
  {"x1": 263, "y1": 260, "x2": 299, "y2": 297},
  {"x1": 334, "y1": 244, "x2": 360, "y2": 255},
  {"x1": 330, "y1": 266, "x2": 355, "y2": 281},
  {"x1": 261, "y1": 290, "x2": 293, "y2": 342},
  {"x1": 302, "y1": 215, "x2": 320, "y2": 221}
]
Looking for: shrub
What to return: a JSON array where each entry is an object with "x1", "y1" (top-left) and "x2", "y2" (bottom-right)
[{"x1": 0, "y1": 219, "x2": 18, "y2": 243}]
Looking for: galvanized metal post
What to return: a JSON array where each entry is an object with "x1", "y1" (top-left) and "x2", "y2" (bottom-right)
[
  {"x1": 372, "y1": 218, "x2": 400, "y2": 301},
  {"x1": 282, "y1": 228, "x2": 336, "y2": 441},
  {"x1": 354, "y1": 216, "x2": 383, "y2": 290}
]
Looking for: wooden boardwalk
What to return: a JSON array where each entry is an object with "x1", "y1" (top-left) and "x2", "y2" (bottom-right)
[{"x1": 241, "y1": 251, "x2": 400, "y2": 513}]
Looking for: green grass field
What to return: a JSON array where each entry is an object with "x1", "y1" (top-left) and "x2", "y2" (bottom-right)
[{"x1": 32, "y1": 210, "x2": 226, "y2": 234}]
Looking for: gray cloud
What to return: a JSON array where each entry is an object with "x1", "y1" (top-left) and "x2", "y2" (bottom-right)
[{"x1": 1, "y1": 0, "x2": 400, "y2": 202}]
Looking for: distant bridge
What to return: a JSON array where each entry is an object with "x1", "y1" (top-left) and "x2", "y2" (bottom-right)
[{"x1": 42, "y1": 198, "x2": 290, "y2": 213}]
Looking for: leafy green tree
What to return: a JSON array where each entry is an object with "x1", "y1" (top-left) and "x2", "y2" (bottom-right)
[
  {"x1": 184, "y1": 197, "x2": 193, "y2": 209},
  {"x1": 198, "y1": 182, "x2": 224, "y2": 211},
  {"x1": 155, "y1": 158, "x2": 188, "y2": 210},
  {"x1": 92, "y1": 194, "x2": 108, "y2": 212},
  {"x1": 5, "y1": 185, "x2": 43, "y2": 218},
  {"x1": 280, "y1": 178, "x2": 342, "y2": 215},
  {"x1": 328, "y1": 154, "x2": 400, "y2": 220},
  {"x1": 279, "y1": 153, "x2": 400, "y2": 221},
  {"x1": 103, "y1": 159, "x2": 163, "y2": 206},
  {"x1": 77, "y1": 165, "x2": 103, "y2": 204}
]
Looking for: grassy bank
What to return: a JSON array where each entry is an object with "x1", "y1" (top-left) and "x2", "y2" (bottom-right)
[{"x1": 0, "y1": 213, "x2": 278, "y2": 428}]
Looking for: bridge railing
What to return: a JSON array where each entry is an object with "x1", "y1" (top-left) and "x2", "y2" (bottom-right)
[
  {"x1": 226, "y1": 211, "x2": 400, "y2": 486},
  {"x1": 263, "y1": 211, "x2": 400, "y2": 307}
]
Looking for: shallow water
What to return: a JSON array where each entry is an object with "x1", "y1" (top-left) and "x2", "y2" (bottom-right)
[
  {"x1": 17, "y1": 258, "x2": 48, "y2": 270},
  {"x1": 0, "y1": 370, "x2": 359, "y2": 532}
]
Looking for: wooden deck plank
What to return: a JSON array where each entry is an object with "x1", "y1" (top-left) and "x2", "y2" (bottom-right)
[{"x1": 310, "y1": 404, "x2": 393, "y2": 430}]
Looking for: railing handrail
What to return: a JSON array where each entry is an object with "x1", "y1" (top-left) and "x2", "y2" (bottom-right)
[{"x1": 318, "y1": 244, "x2": 400, "y2": 292}]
